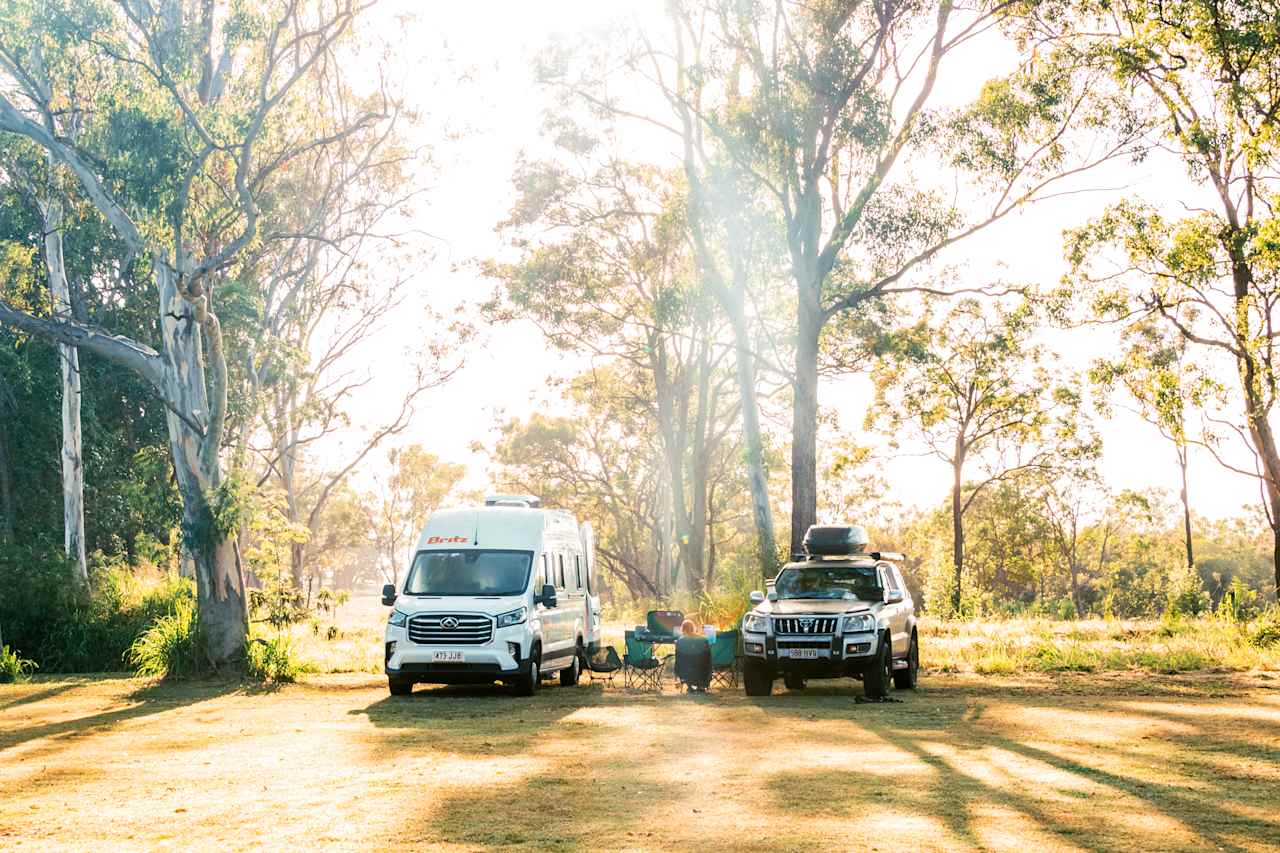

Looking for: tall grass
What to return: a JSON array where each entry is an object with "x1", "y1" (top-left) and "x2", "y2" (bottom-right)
[
  {"x1": 126, "y1": 594, "x2": 203, "y2": 679},
  {"x1": 0, "y1": 645, "x2": 37, "y2": 683},
  {"x1": 924, "y1": 612, "x2": 1280, "y2": 675}
]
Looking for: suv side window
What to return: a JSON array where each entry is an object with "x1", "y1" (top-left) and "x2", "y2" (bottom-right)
[{"x1": 882, "y1": 566, "x2": 900, "y2": 592}]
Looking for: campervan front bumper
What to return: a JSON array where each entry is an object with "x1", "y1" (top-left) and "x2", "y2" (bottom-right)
[{"x1": 384, "y1": 622, "x2": 533, "y2": 684}]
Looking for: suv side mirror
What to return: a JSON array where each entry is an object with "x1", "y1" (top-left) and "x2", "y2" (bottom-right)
[
  {"x1": 749, "y1": 591, "x2": 765, "y2": 605},
  {"x1": 767, "y1": 590, "x2": 778, "y2": 602},
  {"x1": 537, "y1": 583, "x2": 558, "y2": 608},
  {"x1": 885, "y1": 588, "x2": 903, "y2": 604},
  {"x1": 381, "y1": 584, "x2": 396, "y2": 606}
]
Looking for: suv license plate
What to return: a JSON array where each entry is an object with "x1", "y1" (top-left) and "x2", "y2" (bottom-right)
[
  {"x1": 788, "y1": 648, "x2": 819, "y2": 659},
  {"x1": 432, "y1": 651, "x2": 465, "y2": 663}
]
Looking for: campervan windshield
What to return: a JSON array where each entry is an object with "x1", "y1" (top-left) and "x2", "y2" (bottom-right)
[{"x1": 403, "y1": 550, "x2": 533, "y2": 596}]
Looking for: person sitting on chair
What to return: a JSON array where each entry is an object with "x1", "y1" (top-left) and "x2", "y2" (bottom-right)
[{"x1": 674, "y1": 619, "x2": 712, "y2": 693}]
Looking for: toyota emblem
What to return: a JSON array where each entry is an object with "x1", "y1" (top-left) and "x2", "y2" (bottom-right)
[{"x1": 441, "y1": 616, "x2": 459, "y2": 629}]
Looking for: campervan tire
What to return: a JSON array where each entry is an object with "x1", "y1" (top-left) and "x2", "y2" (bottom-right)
[
  {"x1": 893, "y1": 632, "x2": 919, "y2": 690},
  {"x1": 743, "y1": 658, "x2": 773, "y2": 697},
  {"x1": 864, "y1": 633, "x2": 893, "y2": 700},
  {"x1": 388, "y1": 677, "x2": 413, "y2": 696},
  {"x1": 560, "y1": 643, "x2": 582, "y2": 686},
  {"x1": 514, "y1": 647, "x2": 541, "y2": 696}
]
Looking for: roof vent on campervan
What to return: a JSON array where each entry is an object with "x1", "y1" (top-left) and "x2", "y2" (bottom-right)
[{"x1": 484, "y1": 494, "x2": 542, "y2": 508}]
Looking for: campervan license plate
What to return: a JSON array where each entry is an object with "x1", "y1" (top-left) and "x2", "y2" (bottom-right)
[
  {"x1": 787, "y1": 648, "x2": 819, "y2": 659},
  {"x1": 432, "y1": 651, "x2": 465, "y2": 663}
]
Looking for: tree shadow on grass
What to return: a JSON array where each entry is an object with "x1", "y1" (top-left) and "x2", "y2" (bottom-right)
[
  {"x1": 750, "y1": 684, "x2": 1280, "y2": 852},
  {"x1": 0, "y1": 679, "x2": 248, "y2": 754}
]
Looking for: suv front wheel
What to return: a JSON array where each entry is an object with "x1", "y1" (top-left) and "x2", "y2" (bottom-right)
[
  {"x1": 863, "y1": 633, "x2": 893, "y2": 700},
  {"x1": 743, "y1": 657, "x2": 773, "y2": 696}
]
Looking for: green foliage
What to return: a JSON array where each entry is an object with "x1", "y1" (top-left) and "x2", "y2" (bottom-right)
[
  {"x1": 126, "y1": 594, "x2": 203, "y2": 680},
  {"x1": 1216, "y1": 577, "x2": 1262, "y2": 623},
  {"x1": 1165, "y1": 562, "x2": 1210, "y2": 617},
  {"x1": 245, "y1": 634, "x2": 313, "y2": 683},
  {"x1": 0, "y1": 545, "x2": 194, "y2": 672},
  {"x1": 0, "y1": 644, "x2": 37, "y2": 683}
]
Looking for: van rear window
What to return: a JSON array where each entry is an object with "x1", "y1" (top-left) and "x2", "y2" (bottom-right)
[{"x1": 404, "y1": 550, "x2": 533, "y2": 596}]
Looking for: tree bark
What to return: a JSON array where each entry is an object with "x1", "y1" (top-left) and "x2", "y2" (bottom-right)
[
  {"x1": 38, "y1": 192, "x2": 87, "y2": 584},
  {"x1": 1177, "y1": 446, "x2": 1194, "y2": 571},
  {"x1": 156, "y1": 262, "x2": 247, "y2": 665},
  {"x1": 726, "y1": 290, "x2": 778, "y2": 577},
  {"x1": 950, "y1": 441, "x2": 966, "y2": 616},
  {"x1": 790, "y1": 282, "x2": 821, "y2": 555}
]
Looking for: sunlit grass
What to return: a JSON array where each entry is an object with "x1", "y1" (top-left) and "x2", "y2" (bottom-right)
[{"x1": 922, "y1": 615, "x2": 1280, "y2": 675}]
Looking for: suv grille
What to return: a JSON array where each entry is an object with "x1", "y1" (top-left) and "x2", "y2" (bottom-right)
[
  {"x1": 407, "y1": 614, "x2": 493, "y2": 645},
  {"x1": 773, "y1": 617, "x2": 837, "y2": 635}
]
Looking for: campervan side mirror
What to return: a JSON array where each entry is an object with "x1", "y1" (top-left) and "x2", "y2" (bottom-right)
[
  {"x1": 749, "y1": 591, "x2": 765, "y2": 606},
  {"x1": 537, "y1": 583, "x2": 558, "y2": 608},
  {"x1": 381, "y1": 584, "x2": 396, "y2": 606}
]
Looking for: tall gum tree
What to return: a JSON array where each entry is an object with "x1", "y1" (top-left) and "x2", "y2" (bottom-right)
[
  {"x1": 1045, "y1": 0, "x2": 1280, "y2": 598},
  {"x1": 649, "y1": 0, "x2": 1142, "y2": 551},
  {"x1": 869, "y1": 298, "x2": 1099, "y2": 614},
  {"x1": 0, "y1": 0, "x2": 384, "y2": 664}
]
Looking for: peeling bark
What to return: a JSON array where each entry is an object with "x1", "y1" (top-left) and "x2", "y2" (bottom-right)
[{"x1": 37, "y1": 191, "x2": 87, "y2": 584}]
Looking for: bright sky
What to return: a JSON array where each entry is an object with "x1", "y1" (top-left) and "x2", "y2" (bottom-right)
[{"x1": 324, "y1": 0, "x2": 1261, "y2": 524}]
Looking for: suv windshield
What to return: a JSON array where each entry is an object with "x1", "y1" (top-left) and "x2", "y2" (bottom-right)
[
  {"x1": 774, "y1": 565, "x2": 881, "y2": 601},
  {"x1": 403, "y1": 550, "x2": 532, "y2": 596}
]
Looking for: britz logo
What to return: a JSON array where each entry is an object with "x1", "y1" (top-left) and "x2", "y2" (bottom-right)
[{"x1": 426, "y1": 536, "x2": 470, "y2": 544}]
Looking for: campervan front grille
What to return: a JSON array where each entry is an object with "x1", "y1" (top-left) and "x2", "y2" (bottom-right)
[
  {"x1": 772, "y1": 617, "x2": 837, "y2": 635},
  {"x1": 407, "y1": 614, "x2": 493, "y2": 645}
]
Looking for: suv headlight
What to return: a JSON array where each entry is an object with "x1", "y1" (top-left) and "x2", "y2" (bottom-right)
[
  {"x1": 743, "y1": 613, "x2": 769, "y2": 634},
  {"x1": 496, "y1": 606, "x2": 527, "y2": 628},
  {"x1": 387, "y1": 609, "x2": 408, "y2": 628},
  {"x1": 842, "y1": 613, "x2": 876, "y2": 633}
]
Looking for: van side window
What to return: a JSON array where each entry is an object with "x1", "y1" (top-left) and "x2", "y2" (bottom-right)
[
  {"x1": 574, "y1": 555, "x2": 582, "y2": 591},
  {"x1": 557, "y1": 554, "x2": 566, "y2": 590},
  {"x1": 541, "y1": 553, "x2": 549, "y2": 587}
]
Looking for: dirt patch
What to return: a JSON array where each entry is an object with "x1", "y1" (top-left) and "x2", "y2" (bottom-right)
[{"x1": 2, "y1": 673, "x2": 1278, "y2": 851}]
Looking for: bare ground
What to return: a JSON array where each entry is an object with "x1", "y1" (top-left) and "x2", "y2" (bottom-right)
[{"x1": 2, "y1": 671, "x2": 1279, "y2": 852}]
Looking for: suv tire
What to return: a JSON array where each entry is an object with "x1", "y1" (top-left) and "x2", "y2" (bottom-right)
[
  {"x1": 559, "y1": 645, "x2": 582, "y2": 686},
  {"x1": 743, "y1": 657, "x2": 773, "y2": 696},
  {"x1": 388, "y1": 677, "x2": 413, "y2": 696},
  {"x1": 863, "y1": 633, "x2": 893, "y2": 700},
  {"x1": 783, "y1": 673, "x2": 806, "y2": 691},
  {"x1": 514, "y1": 646, "x2": 542, "y2": 696},
  {"x1": 893, "y1": 631, "x2": 919, "y2": 690}
]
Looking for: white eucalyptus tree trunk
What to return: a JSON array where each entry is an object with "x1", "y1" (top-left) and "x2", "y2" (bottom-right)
[
  {"x1": 155, "y1": 262, "x2": 247, "y2": 664},
  {"x1": 37, "y1": 192, "x2": 87, "y2": 584}
]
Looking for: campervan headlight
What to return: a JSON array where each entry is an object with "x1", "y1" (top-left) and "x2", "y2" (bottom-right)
[
  {"x1": 743, "y1": 613, "x2": 769, "y2": 634},
  {"x1": 496, "y1": 606, "x2": 527, "y2": 628},
  {"x1": 387, "y1": 609, "x2": 408, "y2": 628},
  {"x1": 842, "y1": 613, "x2": 876, "y2": 634}
]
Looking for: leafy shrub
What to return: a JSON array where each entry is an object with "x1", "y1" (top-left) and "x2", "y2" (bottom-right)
[
  {"x1": 245, "y1": 634, "x2": 312, "y2": 683},
  {"x1": 1030, "y1": 641, "x2": 1099, "y2": 672},
  {"x1": 0, "y1": 546, "x2": 194, "y2": 672},
  {"x1": 0, "y1": 645, "x2": 37, "y2": 683},
  {"x1": 1216, "y1": 577, "x2": 1261, "y2": 622},
  {"x1": 126, "y1": 594, "x2": 204, "y2": 679},
  {"x1": 1250, "y1": 621, "x2": 1280, "y2": 649},
  {"x1": 1165, "y1": 563, "x2": 1210, "y2": 617}
]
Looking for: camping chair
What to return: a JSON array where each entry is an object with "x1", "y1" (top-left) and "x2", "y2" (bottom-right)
[
  {"x1": 624, "y1": 630, "x2": 664, "y2": 690},
  {"x1": 710, "y1": 630, "x2": 740, "y2": 689},
  {"x1": 646, "y1": 610, "x2": 684, "y2": 638},
  {"x1": 673, "y1": 635, "x2": 712, "y2": 693},
  {"x1": 586, "y1": 645, "x2": 623, "y2": 687}
]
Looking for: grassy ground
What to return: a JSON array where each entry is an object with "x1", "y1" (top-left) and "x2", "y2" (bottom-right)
[
  {"x1": 3, "y1": 669, "x2": 1279, "y2": 852},
  {"x1": 289, "y1": 596, "x2": 1280, "y2": 678}
]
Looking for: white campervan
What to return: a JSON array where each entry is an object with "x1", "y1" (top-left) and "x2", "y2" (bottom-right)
[{"x1": 381, "y1": 495, "x2": 602, "y2": 696}]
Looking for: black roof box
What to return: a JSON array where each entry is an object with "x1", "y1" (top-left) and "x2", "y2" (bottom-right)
[{"x1": 803, "y1": 525, "x2": 870, "y2": 557}]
